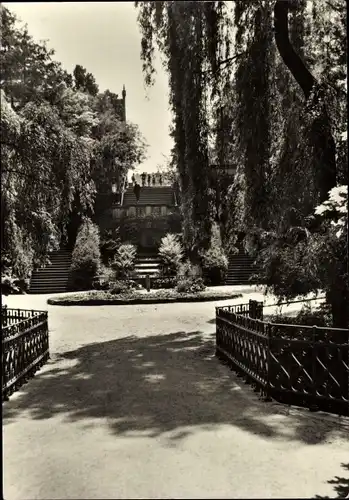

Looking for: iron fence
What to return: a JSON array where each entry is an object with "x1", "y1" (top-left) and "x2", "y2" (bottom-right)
[
  {"x1": 216, "y1": 300, "x2": 349, "y2": 416},
  {"x1": 2, "y1": 307, "x2": 49, "y2": 401}
]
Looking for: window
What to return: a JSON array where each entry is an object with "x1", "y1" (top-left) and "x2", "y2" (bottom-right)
[{"x1": 160, "y1": 206, "x2": 167, "y2": 216}]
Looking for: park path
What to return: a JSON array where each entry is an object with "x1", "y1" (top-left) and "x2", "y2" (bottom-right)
[{"x1": 3, "y1": 289, "x2": 349, "y2": 499}]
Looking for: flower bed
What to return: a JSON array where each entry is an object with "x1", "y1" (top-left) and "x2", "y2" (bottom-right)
[{"x1": 47, "y1": 288, "x2": 242, "y2": 306}]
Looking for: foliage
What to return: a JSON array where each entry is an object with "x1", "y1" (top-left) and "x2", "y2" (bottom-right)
[
  {"x1": 111, "y1": 243, "x2": 137, "y2": 279},
  {"x1": 149, "y1": 277, "x2": 176, "y2": 289},
  {"x1": 176, "y1": 259, "x2": 205, "y2": 293},
  {"x1": 135, "y1": 1, "x2": 347, "y2": 325},
  {"x1": 73, "y1": 64, "x2": 99, "y2": 96},
  {"x1": 1, "y1": 6, "x2": 147, "y2": 277},
  {"x1": 109, "y1": 279, "x2": 140, "y2": 295},
  {"x1": 1, "y1": 273, "x2": 29, "y2": 295},
  {"x1": 256, "y1": 185, "x2": 348, "y2": 327},
  {"x1": 201, "y1": 223, "x2": 229, "y2": 285},
  {"x1": 158, "y1": 233, "x2": 184, "y2": 276},
  {"x1": 100, "y1": 228, "x2": 121, "y2": 265},
  {"x1": 92, "y1": 264, "x2": 115, "y2": 290},
  {"x1": 135, "y1": 1, "x2": 228, "y2": 257},
  {"x1": 0, "y1": 7, "x2": 72, "y2": 109},
  {"x1": 47, "y1": 288, "x2": 243, "y2": 305},
  {"x1": 267, "y1": 302, "x2": 333, "y2": 328},
  {"x1": 71, "y1": 218, "x2": 101, "y2": 290},
  {"x1": 92, "y1": 118, "x2": 148, "y2": 195},
  {"x1": 314, "y1": 185, "x2": 347, "y2": 238}
]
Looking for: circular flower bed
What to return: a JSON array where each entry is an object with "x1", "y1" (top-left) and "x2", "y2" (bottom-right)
[{"x1": 47, "y1": 289, "x2": 242, "y2": 306}]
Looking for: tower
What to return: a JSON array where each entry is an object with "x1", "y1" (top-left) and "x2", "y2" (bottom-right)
[{"x1": 122, "y1": 84, "x2": 126, "y2": 122}]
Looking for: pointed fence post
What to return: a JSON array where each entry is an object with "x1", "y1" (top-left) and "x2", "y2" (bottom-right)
[
  {"x1": 265, "y1": 322, "x2": 273, "y2": 402},
  {"x1": 310, "y1": 325, "x2": 319, "y2": 412}
]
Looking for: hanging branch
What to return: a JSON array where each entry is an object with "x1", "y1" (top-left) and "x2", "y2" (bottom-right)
[{"x1": 201, "y1": 51, "x2": 247, "y2": 75}]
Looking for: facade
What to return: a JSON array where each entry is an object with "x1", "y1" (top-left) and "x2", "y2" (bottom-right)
[{"x1": 96, "y1": 174, "x2": 181, "y2": 250}]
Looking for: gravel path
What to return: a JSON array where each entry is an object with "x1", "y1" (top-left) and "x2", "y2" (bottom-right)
[{"x1": 3, "y1": 289, "x2": 348, "y2": 499}]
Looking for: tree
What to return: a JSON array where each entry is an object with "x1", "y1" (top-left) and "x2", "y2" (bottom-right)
[
  {"x1": 274, "y1": 0, "x2": 336, "y2": 203},
  {"x1": 1, "y1": 6, "x2": 148, "y2": 282},
  {"x1": 1, "y1": 7, "x2": 72, "y2": 109},
  {"x1": 272, "y1": 0, "x2": 348, "y2": 328},
  {"x1": 135, "y1": 1, "x2": 348, "y2": 327},
  {"x1": 92, "y1": 119, "x2": 148, "y2": 196},
  {"x1": 73, "y1": 64, "x2": 99, "y2": 96},
  {"x1": 135, "y1": 1, "x2": 226, "y2": 259}
]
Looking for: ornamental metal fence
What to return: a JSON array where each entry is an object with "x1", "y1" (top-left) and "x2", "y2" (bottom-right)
[
  {"x1": 2, "y1": 307, "x2": 49, "y2": 401},
  {"x1": 216, "y1": 300, "x2": 349, "y2": 416}
]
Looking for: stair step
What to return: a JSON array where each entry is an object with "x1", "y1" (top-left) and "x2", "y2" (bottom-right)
[
  {"x1": 32, "y1": 269, "x2": 71, "y2": 274},
  {"x1": 135, "y1": 263, "x2": 160, "y2": 268},
  {"x1": 29, "y1": 250, "x2": 72, "y2": 293},
  {"x1": 30, "y1": 286, "x2": 70, "y2": 290}
]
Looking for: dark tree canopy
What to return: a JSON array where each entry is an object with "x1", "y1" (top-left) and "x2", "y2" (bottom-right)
[
  {"x1": 135, "y1": 0, "x2": 348, "y2": 327},
  {"x1": 1, "y1": 7, "x2": 147, "y2": 279}
]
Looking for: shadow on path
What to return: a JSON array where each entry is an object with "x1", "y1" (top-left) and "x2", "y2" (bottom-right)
[
  {"x1": 315, "y1": 463, "x2": 349, "y2": 499},
  {"x1": 3, "y1": 330, "x2": 347, "y2": 444}
]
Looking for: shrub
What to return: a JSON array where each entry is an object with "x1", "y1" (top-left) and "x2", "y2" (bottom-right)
[
  {"x1": 112, "y1": 243, "x2": 137, "y2": 279},
  {"x1": 109, "y1": 279, "x2": 142, "y2": 295},
  {"x1": 100, "y1": 228, "x2": 121, "y2": 265},
  {"x1": 201, "y1": 223, "x2": 229, "y2": 285},
  {"x1": 202, "y1": 248, "x2": 228, "y2": 285},
  {"x1": 1, "y1": 273, "x2": 29, "y2": 295},
  {"x1": 149, "y1": 277, "x2": 176, "y2": 289},
  {"x1": 92, "y1": 265, "x2": 115, "y2": 291},
  {"x1": 267, "y1": 303, "x2": 332, "y2": 329},
  {"x1": 71, "y1": 218, "x2": 101, "y2": 290},
  {"x1": 158, "y1": 233, "x2": 184, "y2": 277},
  {"x1": 176, "y1": 260, "x2": 205, "y2": 293}
]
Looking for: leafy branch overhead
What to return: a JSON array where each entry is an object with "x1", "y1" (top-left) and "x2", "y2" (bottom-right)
[
  {"x1": 135, "y1": 0, "x2": 348, "y2": 327},
  {"x1": 1, "y1": 6, "x2": 148, "y2": 279}
]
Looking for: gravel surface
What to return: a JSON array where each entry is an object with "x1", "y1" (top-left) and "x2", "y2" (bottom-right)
[{"x1": 3, "y1": 288, "x2": 348, "y2": 499}]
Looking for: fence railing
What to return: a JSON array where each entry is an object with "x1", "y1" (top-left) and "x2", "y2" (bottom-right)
[
  {"x1": 216, "y1": 300, "x2": 349, "y2": 416},
  {"x1": 2, "y1": 307, "x2": 49, "y2": 401}
]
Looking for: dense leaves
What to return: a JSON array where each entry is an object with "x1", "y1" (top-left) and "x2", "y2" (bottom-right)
[
  {"x1": 1, "y1": 7, "x2": 147, "y2": 281},
  {"x1": 135, "y1": 1, "x2": 230, "y2": 257},
  {"x1": 201, "y1": 223, "x2": 228, "y2": 285},
  {"x1": 111, "y1": 243, "x2": 137, "y2": 280},
  {"x1": 158, "y1": 233, "x2": 184, "y2": 277},
  {"x1": 71, "y1": 218, "x2": 101, "y2": 290},
  {"x1": 135, "y1": 0, "x2": 348, "y2": 326}
]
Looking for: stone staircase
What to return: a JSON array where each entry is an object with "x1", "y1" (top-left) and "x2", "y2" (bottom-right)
[
  {"x1": 29, "y1": 250, "x2": 72, "y2": 294},
  {"x1": 123, "y1": 185, "x2": 174, "y2": 206},
  {"x1": 224, "y1": 253, "x2": 258, "y2": 285},
  {"x1": 132, "y1": 251, "x2": 161, "y2": 281}
]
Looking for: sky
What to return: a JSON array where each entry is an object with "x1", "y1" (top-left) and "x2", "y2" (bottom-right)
[{"x1": 4, "y1": 2, "x2": 174, "y2": 175}]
